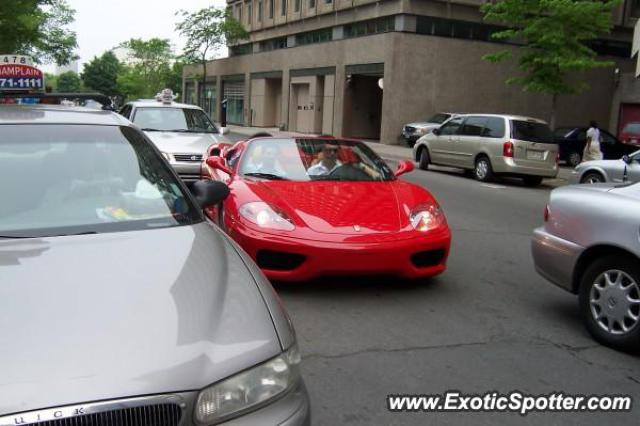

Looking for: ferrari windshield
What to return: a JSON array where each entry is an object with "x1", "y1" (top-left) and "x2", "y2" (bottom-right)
[
  {"x1": 0, "y1": 124, "x2": 200, "y2": 238},
  {"x1": 133, "y1": 107, "x2": 218, "y2": 133},
  {"x1": 238, "y1": 138, "x2": 395, "y2": 182}
]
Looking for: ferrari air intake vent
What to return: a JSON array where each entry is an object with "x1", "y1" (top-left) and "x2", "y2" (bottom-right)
[
  {"x1": 411, "y1": 249, "x2": 446, "y2": 268},
  {"x1": 256, "y1": 250, "x2": 306, "y2": 271}
]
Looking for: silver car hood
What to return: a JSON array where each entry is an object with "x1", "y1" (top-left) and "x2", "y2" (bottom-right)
[
  {"x1": 145, "y1": 131, "x2": 229, "y2": 155},
  {"x1": 0, "y1": 223, "x2": 280, "y2": 415}
]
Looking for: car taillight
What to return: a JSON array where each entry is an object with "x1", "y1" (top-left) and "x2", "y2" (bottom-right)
[
  {"x1": 503, "y1": 140, "x2": 514, "y2": 158},
  {"x1": 544, "y1": 205, "x2": 550, "y2": 222},
  {"x1": 556, "y1": 151, "x2": 560, "y2": 163}
]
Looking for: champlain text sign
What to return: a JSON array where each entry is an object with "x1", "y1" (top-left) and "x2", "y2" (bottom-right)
[{"x1": 0, "y1": 55, "x2": 43, "y2": 90}]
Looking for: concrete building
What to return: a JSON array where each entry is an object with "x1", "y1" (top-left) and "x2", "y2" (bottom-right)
[{"x1": 183, "y1": 0, "x2": 639, "y2": 144}]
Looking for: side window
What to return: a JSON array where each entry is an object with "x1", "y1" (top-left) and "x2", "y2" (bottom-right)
[
  {"x1": 576, "y1": 129, "x2": 587, "y2": 141},
  {"x1": 482, "y1": 117, "x2": 506, "y2": 138},
  {"x1": 459, "y1": 116, "x2": 487, "y2": 137},
  {"x1": 439, "y1": 117, "x2": 464, "y2": 136},
  {"x1": 119, "y1": 105, "x2": 132, "y2": 119},
  {"x1": 601, "y1": 132, "x2": 616, "y2": 145}
]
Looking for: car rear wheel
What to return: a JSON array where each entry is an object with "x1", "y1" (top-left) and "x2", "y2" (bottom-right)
[
  {"x1": 474, "y1": 156, "x2": 494, "y2": 182},
  {"x1": 579, "y1": 256, "x2": 640, "y2": 352},
  {"x1": 567, "y1": 151, "x2": 582, "y2": 167},
  {"x1": 522, "y1": 176, "x2": 543, "y2": 187},
  {"x1": 581, "y1": 171, "x2": 604, "y2": 184},
  {"x1": 418, "y1": 147, "x2": 430, "y2": 170}
]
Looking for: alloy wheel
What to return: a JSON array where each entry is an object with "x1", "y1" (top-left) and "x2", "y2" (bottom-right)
[{"x1": 589, "y1": 269, "x2": 640, "y2": 335}]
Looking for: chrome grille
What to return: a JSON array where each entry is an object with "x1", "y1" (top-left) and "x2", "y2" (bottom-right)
[
  {"x1": 22, "y1": 404, "x2": 182, "y2": 426},
  {"x1": 173, "y1": 153, "x2": 203, "y2": 162}
]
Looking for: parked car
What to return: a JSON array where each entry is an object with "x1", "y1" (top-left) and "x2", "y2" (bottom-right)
[
  {"x1": 570, "y1": 149, "x2": 640, "y2": 184},
  {"x1": 0, "y1": 105, "x2": 310, "y2": 425},
  {"x1": 401, "y1": 112, "x2": 458, "y2": 147},
  {"x1": 553, "y1": 126, "x2": 637, "y2": 167},
  {"x1": 413, "y1": 114, "x2": 559, "y2": 186},
  {"x1": 119, "y1": 89, "x2": 230, "y2": 184},
  {"x1": 203, "y1": 137, "x2": 451, "y2": 282},
  {"x1": 531, "y1": 182, "x2": 640, "y2": 351},
  {"x1": 618, "y1": 121, "x2": 640, "y2": 146}
]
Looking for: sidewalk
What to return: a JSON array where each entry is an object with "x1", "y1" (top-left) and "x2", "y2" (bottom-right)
[{"x1": 223, "y1": 124, "x2": 571, "y2": 187}]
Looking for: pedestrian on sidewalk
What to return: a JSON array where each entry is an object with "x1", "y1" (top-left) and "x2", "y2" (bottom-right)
[{"x1": 582, "y1": 120, "x2": 603, "y2": 162}]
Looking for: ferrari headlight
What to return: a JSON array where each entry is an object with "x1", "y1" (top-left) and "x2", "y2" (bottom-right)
[
  {"x1": 410, "y1": 203, "x2": 446, "y2": 232},
  {"x1": 239, "y1": 202, "x2": 295, "y2": 231},
  {"x1": 195, "y1": 345, "x2": 301, "y2": 424}
]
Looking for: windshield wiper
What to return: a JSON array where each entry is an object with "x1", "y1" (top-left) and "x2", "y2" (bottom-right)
[{"x1": 244, "y1": 172, "x2": 289, "y2": 180}]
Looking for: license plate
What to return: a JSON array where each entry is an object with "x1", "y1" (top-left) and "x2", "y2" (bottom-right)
[{"x1": 526, "y1": 150, "x2": 544, "y2": 160}]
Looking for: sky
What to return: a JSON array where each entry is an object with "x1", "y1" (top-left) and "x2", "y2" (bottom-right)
[{"x1": 43, "y1": 0, "x2": 227, "y2": 73}]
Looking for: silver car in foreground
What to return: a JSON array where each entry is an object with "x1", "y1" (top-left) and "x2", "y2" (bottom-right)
[
  {"x1": 531, "y1": 182, "x2": 640, "y2": 351},
  {"x1": 570, "y1": 149, "x2": 640, "y2": 184},
  {"x1": 0, "y1": 105, "x2": 310, "y2": 425},
  {"x1": 413, "y1": 114, "x2": 559, "y2": 186},
  {"x1": 119, "y1": 98, "x2": 230, "y2": 184}
]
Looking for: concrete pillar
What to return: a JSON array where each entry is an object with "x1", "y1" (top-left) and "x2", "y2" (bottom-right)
[
  {"x1": 250, "y1": 78, "x2": 267, "y2": 126},
  {"x1": 322, "y1": 75, "x2": 335, "y2": 135},
  {"x1": 215, "y1": 78, "x2": 223, "y2": 122},
  {"x1": 282, "y1": 69, "x2": 291, "y2": 130},
  {"x1": 244, "y1": 73, "x2": 251, "y2": 126},
  {"x1": 332, "y1": 26, "x2": 345, "y2": 41},
  {"x1": 395, "y1": 14, "x2": 416, "y2": 32},
  {"x1": 333, "y1": 66, "x2": 346, "y2": 137}
]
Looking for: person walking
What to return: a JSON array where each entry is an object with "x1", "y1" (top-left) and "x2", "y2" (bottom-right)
[{"x1": 583, "y1": 120, "x2": 603, "y2": 162}]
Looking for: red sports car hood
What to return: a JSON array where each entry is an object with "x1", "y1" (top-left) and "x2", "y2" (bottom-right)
[{"x1": 243, "y1": 180, "x2": 407, "y2": 235}]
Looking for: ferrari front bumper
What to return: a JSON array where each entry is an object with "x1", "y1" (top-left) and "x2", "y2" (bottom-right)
[{"x1": 227, "y1": 224, "x2": 451, "y2": 282}]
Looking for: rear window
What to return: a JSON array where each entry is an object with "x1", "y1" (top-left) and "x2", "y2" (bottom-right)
[
  {"x1": 622, "y1": 122, "x2": 640, "y2": 135},
  {"x1": 510, "y1": 120, "x2": 554, "y2": 143}
]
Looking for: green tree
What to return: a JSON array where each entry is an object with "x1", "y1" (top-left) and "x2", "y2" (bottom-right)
[
  {"x1": 117, "y1": 38, "x2": 175, "y2": 99},
  {"x1": 176, "y1": 7, "x2": 248, "y2": 105},
  {"x1": 81, "y1": 51, "x2": 122, "y2": 97},
  {"x1": 57, "y1": 71, "x2": 81, "y2": 92},
  {"x1": 44, "y1": 72, "x2": 58, "y2": 92},
  {"x1": 482, "y1": 0, "x2": 620, "y2": 128},
  {"x1": 0, "y1": 0, "x2": 78, "y2": 65}
]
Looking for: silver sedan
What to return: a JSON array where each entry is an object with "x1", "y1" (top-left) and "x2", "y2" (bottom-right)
[
  {"x1": 531, "y1": 182, "x2": 640, "y2": 351},
  {"x1": 0, "y1": 105, "x2": 310, "y2": 425},
  {"x1": 570, "y1": 149, "x2": 640, "y2": 184}
]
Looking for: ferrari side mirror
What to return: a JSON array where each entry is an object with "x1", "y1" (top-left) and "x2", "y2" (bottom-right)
[
  {"x1": 394, "y1": 160, "x2": 415, "y2": 177},
  {"x1": 206, "y1": 156, "x2": 233, "y2": 175}
]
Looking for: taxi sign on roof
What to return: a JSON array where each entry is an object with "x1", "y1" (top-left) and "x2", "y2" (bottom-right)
[{"x1": 0, "y1": 55, "x2": 43, "y2": 91}]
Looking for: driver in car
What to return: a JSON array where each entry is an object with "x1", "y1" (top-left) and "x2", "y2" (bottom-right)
[
  {"x1": 244, "y1": 144, "x2": 287, "y2": 176},
  {"x1": 307, "y1": 143, "x2": 342, "y2": 176}
]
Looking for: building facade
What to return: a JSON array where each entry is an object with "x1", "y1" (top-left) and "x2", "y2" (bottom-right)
[{"x1": 183, "y1": 0, "x2": 639, "y2": 144}]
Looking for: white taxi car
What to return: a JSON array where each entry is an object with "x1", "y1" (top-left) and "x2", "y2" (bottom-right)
[{"x1": 120, "y1": 90, "x2": 230, "y2": 184}]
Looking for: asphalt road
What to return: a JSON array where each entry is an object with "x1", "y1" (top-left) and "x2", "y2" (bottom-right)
[{"x1": 224, "y1": 133, "x2": 639, "y2": 425}]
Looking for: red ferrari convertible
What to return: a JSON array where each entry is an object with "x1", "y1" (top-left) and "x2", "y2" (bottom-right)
[{"x1": 203, "y1": 136, "x2": 451, "y2": 282}]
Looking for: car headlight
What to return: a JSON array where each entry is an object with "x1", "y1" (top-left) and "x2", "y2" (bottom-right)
[
  {"x1": 239, "y1": 202, "x2": 295, "y2": 231},
  {"x1": 195, "y1": 344, "x2": 301, "y2": 425},
  {"x1": 410, "y1": 203, "x2": 447, "y2": 232},
  {"x1": 161, "y1": 152, "x2": 173, "y2": 162},
  {"x1": 415, "y1": 128, "x2": 427, "y2": 135}
]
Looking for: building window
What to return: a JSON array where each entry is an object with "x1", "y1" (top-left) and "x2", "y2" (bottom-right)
[
  {"x1": 238, "y1": 4, "x2": 243, "y2": 23},
  {"x1": 295, "y1": 0, "x2": 300, "y2": 12},
  {"x1": 344, "y1": 16, "x2": 395, "y2": 38},
  {"x1": 230, "y1": 43, "x2": 253, "y2": 56},
  {"x1": 632, "y1": 0, "x2": 640, "y2": 17},
  {"x1": 282, "y1": 0, "x2": 287, "y2": 15},
  {"x1": 325, "y1": 0, "x2": 332, "y2": 3},
  {"x1": 258, "y1": 0, "x2": 263, "y2": 21},
  {"x1": 588, "y1": 39, "x2": 632, "y2": 57},
  {"x1": 260, "y1": 37, "x2": 288, "y2": 51},
  {"x1": 416, "y1": 16, "x2": 506, "y2": 42},
  {"x1": 310, "y1": 0, "x2": 315, "y2": 8},
  {"x1": 247, "y1": 2, "x2": 252, "y2": 24},
  {"x1": 269, "y1": 0, "x2": 274, "y2": 18},
  {"x1": 295, "y1": 28, "x2": 332, "y2": 45}
]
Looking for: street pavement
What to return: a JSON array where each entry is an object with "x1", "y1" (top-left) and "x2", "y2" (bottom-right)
[{"x1": 226, "y1": 131, "x2": 640, "y2": 425}]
